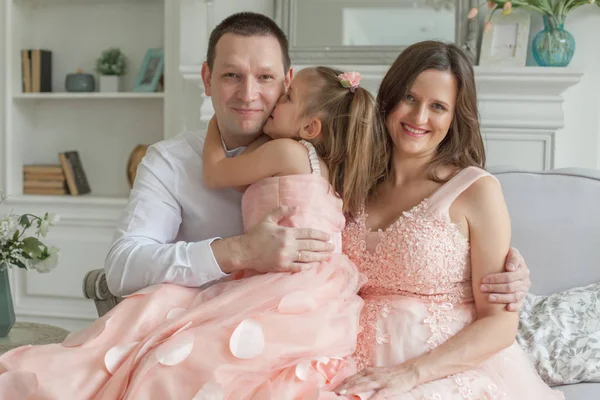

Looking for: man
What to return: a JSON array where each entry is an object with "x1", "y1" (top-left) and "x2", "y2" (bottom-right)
[{"x1": 104, "y1": 12, "x2": 529, "y2": 310}]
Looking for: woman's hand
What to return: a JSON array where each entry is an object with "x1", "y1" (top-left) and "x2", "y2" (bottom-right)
[{"x1": 335, "y1": 363, "x2": 420, "y2": 399}]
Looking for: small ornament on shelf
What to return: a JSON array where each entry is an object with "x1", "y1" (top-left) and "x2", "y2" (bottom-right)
[
  {"x1": 96, "y1": 48, "x2": 127, "y2": 93},
  {"x1": 127, "y1": 144, "x2": 149, "y2": 187},
  {"x1": 65, "y1": 68, "x2": 95, "y2": 93}
]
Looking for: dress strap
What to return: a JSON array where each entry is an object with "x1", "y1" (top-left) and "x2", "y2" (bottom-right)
[
  {"x1": 428, "y1": 166, "x2": 499, "y2": 214},
  {"x1": 299, "y1": 140, "x2": 321, "y2": 175}
]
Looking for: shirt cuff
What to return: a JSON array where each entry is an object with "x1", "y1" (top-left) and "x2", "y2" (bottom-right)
[{"x1": 188, "y1": 238, "x2": 230, "y2": 284}]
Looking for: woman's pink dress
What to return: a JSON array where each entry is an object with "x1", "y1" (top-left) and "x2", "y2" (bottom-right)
[
  {"x1": 341, "y1": 166, "x2": 564, "y2": 399},
  {"x1": 0, "y1": 141, "x2": 364, "y2": 399}
]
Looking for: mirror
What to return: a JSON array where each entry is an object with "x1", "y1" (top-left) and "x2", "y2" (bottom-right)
[{"x1": 275, "y1": 0, "x2": 479, "y2": 65}]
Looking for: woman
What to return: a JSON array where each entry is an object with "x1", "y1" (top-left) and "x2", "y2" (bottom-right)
[{"x1": 334, "y1": 41, "x2": 562, "y2": 399}]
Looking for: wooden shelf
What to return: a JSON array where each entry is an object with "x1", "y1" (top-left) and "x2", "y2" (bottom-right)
[
  {"x1": 13, "y1": 92, "x2": 164, "y2": 100},
  {"x1": 16, "y1": 0, "x2": 162, "y2": 5}
]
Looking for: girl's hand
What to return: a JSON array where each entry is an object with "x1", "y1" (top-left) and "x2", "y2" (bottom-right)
[{"x1": 335, "y1": 363, "x2": 420, "y2": 399}]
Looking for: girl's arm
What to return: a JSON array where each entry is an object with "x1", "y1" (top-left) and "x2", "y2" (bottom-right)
[
  {"x1": 408, "y1": 176, "x2": 516, "y2": 384},
  {"x1": 202, "y1": 117, "x2": 309, "y2": 189}
]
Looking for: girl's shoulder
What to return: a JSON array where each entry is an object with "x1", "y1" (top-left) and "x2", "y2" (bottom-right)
[{"x1": 259, "y1": 139, "x2": 314, "y2": 176}]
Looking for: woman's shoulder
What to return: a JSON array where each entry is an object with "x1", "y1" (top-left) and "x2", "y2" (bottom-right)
[{"x1": 458, "y1": 167, "x2": 505, "y2": 213}]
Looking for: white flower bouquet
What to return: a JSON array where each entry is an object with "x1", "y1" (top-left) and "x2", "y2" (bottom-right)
[{"x1": 0, "y1": 193, "x2": 60, "y2": 273}]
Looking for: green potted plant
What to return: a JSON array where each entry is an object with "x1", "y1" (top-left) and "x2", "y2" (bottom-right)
[
  {"x1": 469, "y1": 0, "x2": 597, "y2": 66},
  {"x1": 95, "y1": 47, "x2": 127, "y2": 92},
  {"x1": 0, "y1": 192, "x2": 60, "y2": 336}
]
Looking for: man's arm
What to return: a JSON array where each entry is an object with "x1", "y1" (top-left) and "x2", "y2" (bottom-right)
[
  {"x1": 480, "y1": 247, "x2": 531, "y2": 311},
  {"x1": 104, "y1": 145, "x2": 228, "y2": 296},
  {"x1": 105, "y1": 142, "x2": 334, "y2": 296}
]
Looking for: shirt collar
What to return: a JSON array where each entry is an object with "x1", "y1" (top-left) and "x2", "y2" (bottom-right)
[{"x1": 220, "y1": 135, "x2": 246, "y2": 158}]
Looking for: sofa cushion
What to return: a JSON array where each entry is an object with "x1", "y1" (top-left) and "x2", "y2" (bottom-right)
[
  {"x1": 492, "y1": 168, "x2": 600, "y2": 296},
  {"x1": 555, "y1": 382, "x2": 600, "y2": 399},
  {"x1": 517, "y1": 282, "x2": 600, "y2": 386}
]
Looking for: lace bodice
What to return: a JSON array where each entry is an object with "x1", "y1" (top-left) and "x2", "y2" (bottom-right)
[{"x1": 343, "y1": 167, "x2": 496, "y2": 303}]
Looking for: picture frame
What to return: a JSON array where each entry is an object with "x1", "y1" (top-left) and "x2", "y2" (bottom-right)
[
  {"x1": 274, "y1": 0, "x2": 481, "y2": 65},
  {"x1": 479, "y1": 13, "x2": 531, "y2": 67},
  {"x1": 133, "y1": 48, "x2": 164, "y2": 92}
]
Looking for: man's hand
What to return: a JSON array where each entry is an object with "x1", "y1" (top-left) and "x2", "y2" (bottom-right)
[
  {"x1": 480, "y1": 247, "x2": 531, "y2": 311},
  {"x1": 212, "y1": 206, "x2": 334, "y2": 274}
]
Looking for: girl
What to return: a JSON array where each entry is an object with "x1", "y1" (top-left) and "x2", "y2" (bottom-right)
[{"x1": 0, "y1": 67, "x2": 387, "y2": 400}]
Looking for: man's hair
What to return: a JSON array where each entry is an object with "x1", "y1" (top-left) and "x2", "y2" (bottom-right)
[{"x1": 206, "y1": 12, "x2": 291, "y2": 72}]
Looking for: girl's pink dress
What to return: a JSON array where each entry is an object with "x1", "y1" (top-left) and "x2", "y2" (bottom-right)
[
  {"x1": 0, "y1": 141, "x2": 364, "y2": 399},
  {"x1": 341, "y1": 166, "x2": 564, "y2": 399}
]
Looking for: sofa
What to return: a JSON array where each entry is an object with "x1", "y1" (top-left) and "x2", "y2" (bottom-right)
[{"x1": 84, "y1": 167, "x2": 600, "y2": 398}]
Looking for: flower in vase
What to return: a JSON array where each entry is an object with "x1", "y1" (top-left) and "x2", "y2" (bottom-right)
[{"x1": 0, "y1": 192, "x2": 60, "y2": 273}]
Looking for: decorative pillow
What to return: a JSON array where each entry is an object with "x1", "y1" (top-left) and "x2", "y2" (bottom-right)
[{"x1": 517, "y1": 282, "x2": 600, "y2": 386}]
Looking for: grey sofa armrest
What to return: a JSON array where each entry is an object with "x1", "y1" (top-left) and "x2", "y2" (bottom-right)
[{"x1": 82, "y1": 269, "x2": 122, "y2": 317}]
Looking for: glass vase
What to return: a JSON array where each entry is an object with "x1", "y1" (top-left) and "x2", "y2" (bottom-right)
[
  {"x1": 532, "y1": 15, "x2": 575, "y2": 67},
  {"x1": 0, "y1": 268, "x2": 15, "y2": 337}
]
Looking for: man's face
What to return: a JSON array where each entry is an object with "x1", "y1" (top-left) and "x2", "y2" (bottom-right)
[{"x1": 201, "y1": 33, "x2": 292, "y2": 148}]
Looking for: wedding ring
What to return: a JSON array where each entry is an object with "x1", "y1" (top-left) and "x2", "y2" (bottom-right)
[{"x1": 297, "y1": 250, "x2": 302, "y2": 262}]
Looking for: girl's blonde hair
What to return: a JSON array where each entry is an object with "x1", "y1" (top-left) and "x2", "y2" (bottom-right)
[{"x1": 300, "y1": 67, "x2": 389, "y2": 216}]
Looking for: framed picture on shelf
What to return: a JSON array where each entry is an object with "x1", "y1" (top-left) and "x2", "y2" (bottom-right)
[
  {"x1": 479, "y1": 13, "x2": 531, "y2": 67},
  {"x1": 133, "y1": 48, "x2": 164, "y2": 92}
]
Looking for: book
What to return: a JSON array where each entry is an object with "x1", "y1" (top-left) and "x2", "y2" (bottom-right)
[
  {"x1": 24, "y1": 180, "x2": 66, "y2": 189},
  {"x1": 24, "y1": 172, "x2": 65, "y2": 182},
  {"x1": 21, "y1": 49, "x2": 52, "y2": 93},
  {"x1": 58, "y1": 151, "x2": 91, "y2": 195},
  {"x1": 23, "y1": 187, "x2": 67, "y2": 195},
  {"x1": 23, "y1": 164, "x2": 63, "y2": 175}
]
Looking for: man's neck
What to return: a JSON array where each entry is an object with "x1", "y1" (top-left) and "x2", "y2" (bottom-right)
[{"x1": 220, "y1": 131, "x2": 258, "y2": 151}]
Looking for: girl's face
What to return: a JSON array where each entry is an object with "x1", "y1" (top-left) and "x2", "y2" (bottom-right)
[
  {"x1": 386, "y1": 69, "x2": 457, "y2": 159},
  {"x1": 263, "y1": 71, "x2": 311, "y2": 139}
]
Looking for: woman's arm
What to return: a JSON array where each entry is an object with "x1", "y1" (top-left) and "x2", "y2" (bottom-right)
[
  {"x1": 202, "y1": 118, "x2": 309, "y2": 189},
  {"x1": 409, "y1": 176, "x2": 516, "y2": 383}
]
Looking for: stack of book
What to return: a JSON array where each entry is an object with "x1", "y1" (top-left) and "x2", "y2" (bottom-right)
[
  {"x1": 22, "y1": 151, "x2": 91, "y2": 196},
  {"x1": 23, "y1": 165, "x2": 67, "y2": 195}
]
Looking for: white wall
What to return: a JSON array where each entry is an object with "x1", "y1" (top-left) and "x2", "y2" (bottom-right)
[{"x1": 527, "y1": 7, "x2": 600, "y2": 169}]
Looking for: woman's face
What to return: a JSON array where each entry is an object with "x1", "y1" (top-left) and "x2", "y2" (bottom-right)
[{"x1": 386, "y1": 69, "x2": 457, "y2": 159}]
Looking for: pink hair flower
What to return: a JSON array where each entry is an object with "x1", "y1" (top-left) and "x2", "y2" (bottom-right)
[{"x1": 338, "y1": 71, "x2": 362, "y2": 93}]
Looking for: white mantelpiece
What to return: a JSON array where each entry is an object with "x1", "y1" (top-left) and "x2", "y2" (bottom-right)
[{"x1": 179, "y1": 64, "x2": 584, "y2": 171}]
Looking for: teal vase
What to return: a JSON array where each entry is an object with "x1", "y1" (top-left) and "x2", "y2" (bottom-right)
[
  {"x1": 532, "y1": 15, "x2": 575, "y2": 67},
  {"x1": 0, "y1": 268, "x2": 15, "y2": 337}
]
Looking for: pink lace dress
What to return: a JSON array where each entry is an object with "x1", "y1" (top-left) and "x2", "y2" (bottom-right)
[
  {"x1": 0, "y1": 141, "x2": 363, "y2": 399},
  {"x1": 342, "y1": 166, "x2": 564, "y2": 399}
]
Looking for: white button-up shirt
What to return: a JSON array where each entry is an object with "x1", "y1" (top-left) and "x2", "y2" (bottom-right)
[{"x1": 104, "y1": 131, "x2": 245, "y2": 296}]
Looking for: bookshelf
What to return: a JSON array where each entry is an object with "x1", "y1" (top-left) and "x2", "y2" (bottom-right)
[
  {"x1": 2, "y1": 0, "x2": 170, "y2": 203},
  {"x1": 0, "y1": 0, "x2": 181, "y2": 331}
]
